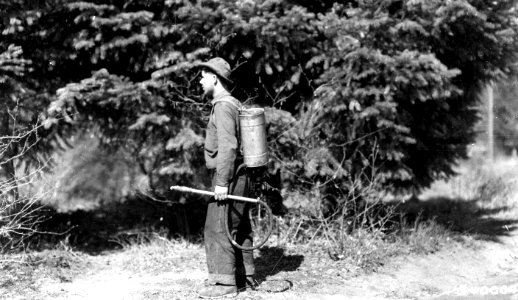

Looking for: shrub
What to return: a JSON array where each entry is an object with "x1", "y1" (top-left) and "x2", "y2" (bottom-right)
[{"x1": 0, "y1": 126, "x2": 47, "y2": 253}]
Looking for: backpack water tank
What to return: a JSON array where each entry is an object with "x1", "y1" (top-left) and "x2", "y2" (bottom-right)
[{"x1": 239, "y1": 108, "x2": 268, "y2": 167}]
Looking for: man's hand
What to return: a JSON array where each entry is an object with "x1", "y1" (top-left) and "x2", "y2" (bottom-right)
[{"x1": 214, "y1": 185, "x2": 228, "y2": 201}]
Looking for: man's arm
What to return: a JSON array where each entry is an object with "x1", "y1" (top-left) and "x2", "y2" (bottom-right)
[{"x1": 214, "y1": 102, "x2": 238, "y2": 197}]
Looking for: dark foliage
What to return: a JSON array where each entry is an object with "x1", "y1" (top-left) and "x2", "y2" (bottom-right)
[{"x1": 1, "y1": 0, "x2": 518, "y2": 242}]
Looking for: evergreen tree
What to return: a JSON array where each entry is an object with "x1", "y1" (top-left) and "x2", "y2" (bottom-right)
[
  {"x1": 3, "y1": 0, "x2": 517, "y2": 203},
  {"x1": 309, "y1": 0, "x2": 518, "y2": 192},
  {"x1": 46, "y1": 0, "x2": 322, "y2": 196}
]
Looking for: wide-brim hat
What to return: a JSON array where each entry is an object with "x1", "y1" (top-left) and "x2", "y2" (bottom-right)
[{"x1": 195, "y1": 57, "x2": 233, "y2": 84}]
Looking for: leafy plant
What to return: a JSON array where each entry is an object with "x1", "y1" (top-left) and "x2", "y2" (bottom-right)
[{"x1": 1, "y1": 0, "x2": 517, "y2": 216}]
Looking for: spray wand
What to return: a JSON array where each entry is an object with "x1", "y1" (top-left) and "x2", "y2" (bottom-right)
[{"x1": 170, "y1": 186, "x2": 260, "y2": 203}]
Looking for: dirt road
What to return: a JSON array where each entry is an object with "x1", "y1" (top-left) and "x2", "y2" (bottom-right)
[
  {"x1": 4, "y1": 160, "x2": 518, "y2": 299},
  {"x1": 2, "y1": 226, "x2": 513, "y2": 300}
]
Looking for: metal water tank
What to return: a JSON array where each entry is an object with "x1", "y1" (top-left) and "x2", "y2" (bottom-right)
[{"x1": 239, "y1": 108, "x2": 268, "y2": 167}]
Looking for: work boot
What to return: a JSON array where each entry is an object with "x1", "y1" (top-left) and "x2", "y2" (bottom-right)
[{"x1": 198, "y1": 284, "x2": 238, "y2": 299}]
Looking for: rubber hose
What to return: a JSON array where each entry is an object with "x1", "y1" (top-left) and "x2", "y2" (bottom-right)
[{"x1": 224, "y1": 198, "x2": 273, "y2": 251}]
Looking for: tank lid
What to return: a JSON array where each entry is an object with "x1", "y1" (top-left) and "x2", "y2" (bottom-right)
[{"x1": 240, "y1": 107, "x2": 264, "y2": 116}]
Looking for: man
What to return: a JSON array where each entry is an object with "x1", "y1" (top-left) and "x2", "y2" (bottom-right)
[{"x1": 196, "y1": 57, "x2": 256, "y2": 298}]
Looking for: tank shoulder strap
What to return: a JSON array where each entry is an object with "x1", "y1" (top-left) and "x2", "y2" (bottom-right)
[
  {"x1": 212, "y1": 97, "x2": 243, "y2": 111},
  {"x1": 211, "y1": 96, "x2": 244, "y2": 155}
]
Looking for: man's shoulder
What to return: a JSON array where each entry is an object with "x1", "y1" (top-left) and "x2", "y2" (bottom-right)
[{"x1": 213, "y1": 95, "x2": 242, "y2": 111}]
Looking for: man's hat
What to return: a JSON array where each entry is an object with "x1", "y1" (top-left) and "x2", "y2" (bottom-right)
[{"x1": 196, "y1": 57, "x2": 233, "y2": 84}]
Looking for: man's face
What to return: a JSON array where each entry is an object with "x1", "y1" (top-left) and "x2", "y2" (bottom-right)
[{"x1": 200, "y1": 70, "x2": 217, "y2": 98}]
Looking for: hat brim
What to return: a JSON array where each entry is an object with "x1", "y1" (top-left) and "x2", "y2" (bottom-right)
[{"x1": 195, "y1": 62, "x2": 234, "y2": 84}]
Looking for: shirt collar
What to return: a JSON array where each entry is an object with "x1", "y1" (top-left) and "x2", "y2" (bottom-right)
[{"x1": 210, "y1": 90, "x2": 231, "y2": 105}]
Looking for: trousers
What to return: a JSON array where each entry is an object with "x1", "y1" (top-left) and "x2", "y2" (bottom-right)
[{"x1": 204, "y1": 167, "x2": 255, "y2": 285}]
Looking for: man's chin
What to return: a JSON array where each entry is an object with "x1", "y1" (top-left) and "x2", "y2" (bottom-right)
[{"x1": 202, "y1": 90, "x2": 214, "y2": 100}]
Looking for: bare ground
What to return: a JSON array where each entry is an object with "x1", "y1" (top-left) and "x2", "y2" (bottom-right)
[
  {"x1": 1, "y1": 226, "x2": 518, "y2": 300},
  {"x1": 3, "y1": 160, "x2": 518, "y2": 300}
]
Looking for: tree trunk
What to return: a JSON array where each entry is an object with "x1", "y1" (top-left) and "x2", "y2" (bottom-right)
[{"x1": 0, "y1": 108, "x2": 20, "y2": 205}]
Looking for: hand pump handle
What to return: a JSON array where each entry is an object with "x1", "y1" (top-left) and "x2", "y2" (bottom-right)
[{"x1": 170, "y1": 185, "x2": 260, "y2": 203}]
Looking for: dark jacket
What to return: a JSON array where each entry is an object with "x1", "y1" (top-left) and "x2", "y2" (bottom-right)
[{"x1": 204, "y1": 92, "x2": 242, "y2": 187}]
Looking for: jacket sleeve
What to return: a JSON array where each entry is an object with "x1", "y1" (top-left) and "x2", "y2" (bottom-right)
[{"x1": 214, "y1": 102, "x2": 238, "y2": 187}]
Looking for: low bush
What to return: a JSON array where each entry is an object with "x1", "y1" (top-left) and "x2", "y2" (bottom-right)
[{"x1": 1, "y1": 126, "x2": 48, "y2": 253}]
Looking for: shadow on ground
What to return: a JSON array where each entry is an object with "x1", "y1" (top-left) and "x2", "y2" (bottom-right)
[
  {"x1": 31, "y1": 195, "x2": 208, "y2": 254},
  {"x1": 393, "y1": 196, "x2": 518, "y2": 241},
  {"x1": 254, "y1": 246, "x2": 304, "y2": 282}
]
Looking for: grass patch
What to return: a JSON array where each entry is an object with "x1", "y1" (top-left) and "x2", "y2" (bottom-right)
[
  {"x1": 112, "y1": 230, "x2": 205, "y2": 274},
  {"x1": 2, "y1": 157, "x2": 517, "y2": 299},
  {"x1": 397, "y1": 217, "x2": 454, "y2": 255},
  {"x1": 0, "y1": 245, "x2": 88, "y2": 299},
  {"x1": 413, "y1": 157, "x2": 518, "y2": 240}
]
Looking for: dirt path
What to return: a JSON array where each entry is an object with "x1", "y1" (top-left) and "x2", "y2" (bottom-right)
[
  {"x1": 345, "y1": 232, "x2": 518, "y2": 300},
  {"x1": 5, "y1": 158, "x2": 518, "y2": 300},
  {"x1": 14, "y1": 227, "x2": 516, "y2": 300}
]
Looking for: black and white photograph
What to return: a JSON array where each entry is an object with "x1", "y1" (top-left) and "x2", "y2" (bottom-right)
[{"x1": 1, "y1": 0, "x2": 518, "y2": 299}]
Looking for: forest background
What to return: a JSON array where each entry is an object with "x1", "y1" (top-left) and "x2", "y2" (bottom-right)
[{"x1": 1, "y1": 0, "x2": 518, "y2": 256}]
